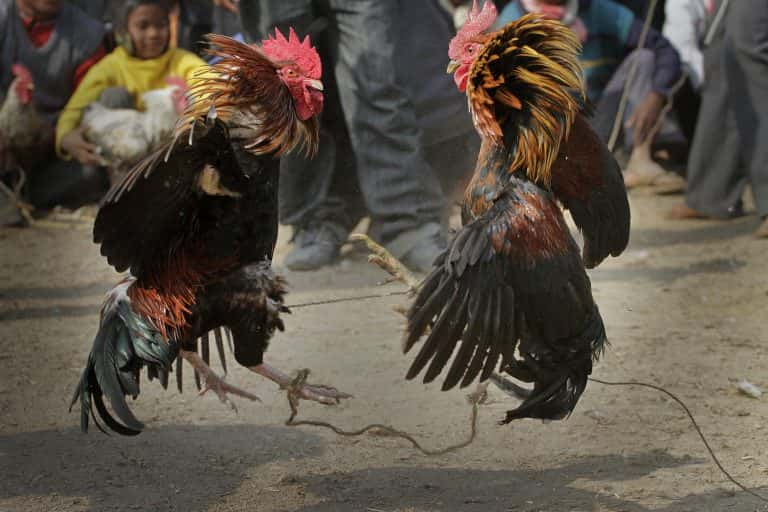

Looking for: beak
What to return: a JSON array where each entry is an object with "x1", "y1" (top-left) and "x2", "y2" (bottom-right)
[
  {"x1": 306, "y1": 79, "x2": 324, "y2": 92},
  {"x1": 446, "y1": 60, "x2": 460, "y2": 74},
  {"x1": 27, "y1": 83, "x2": 35, "y2": 90}
]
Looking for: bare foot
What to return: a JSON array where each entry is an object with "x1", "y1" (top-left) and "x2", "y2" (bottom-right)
[
  {"x1": 180, "y1": 350, "x2": 260, "y2": 412},
  {"x1": 249, "y1": 363, "x2": 352, "y2": 405}
]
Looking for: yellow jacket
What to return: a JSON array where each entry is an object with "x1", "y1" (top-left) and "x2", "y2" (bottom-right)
[{"x1": 56, "y1": 46, "x2": 206, "y2": 155}]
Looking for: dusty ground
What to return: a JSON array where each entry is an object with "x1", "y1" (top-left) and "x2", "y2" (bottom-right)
[{"x1": 1, "y1": 192, "x2": 767, "y2": 512}]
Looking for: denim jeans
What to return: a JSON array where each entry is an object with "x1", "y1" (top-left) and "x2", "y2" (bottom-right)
[{"x1": 239, "y1": 0, "x2": 449, "y2": 243}]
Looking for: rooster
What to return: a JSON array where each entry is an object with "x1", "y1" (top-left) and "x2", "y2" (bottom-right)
[
  {"x1": 71, "y1": 29, "x2": 348, "y2": 436},
  {"x1": 80, "y1": 77, "x2": 190, "y2": 183},
  {"x1": 403, "y1": 3, "x2": 630, "y2": 423},
  {"x1": 0, "y1": 64, "x2": 53, "y2": 173}
]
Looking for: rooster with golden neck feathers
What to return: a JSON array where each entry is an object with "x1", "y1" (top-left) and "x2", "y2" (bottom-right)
[
  {"x1": 71, "y1": 30, "x2": 350, "y2": 435},
  {"x1": 403, "y1": 4, "x2": 630, "y2": 422}
]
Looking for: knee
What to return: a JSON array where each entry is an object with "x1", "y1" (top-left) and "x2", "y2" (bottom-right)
[
  {"x1": 98, "y1": 87, "x2": 134, "y2": 109},
  {"x1": 626, "y1": 48, "x2": 655, "y2": 71}
]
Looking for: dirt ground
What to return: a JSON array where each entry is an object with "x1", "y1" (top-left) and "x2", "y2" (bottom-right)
[{"x1": 1, "y1": 192, "x2": 767, "y2": 512}]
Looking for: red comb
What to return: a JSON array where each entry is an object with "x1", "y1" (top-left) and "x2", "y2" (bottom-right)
[
  {"x1": 11, "y1": 64, "x2": 32, "y2": 82},
  {"x1": 165, "y1": 76, "x2": 189, "y2": 92},
  {"x1": 261, "y1": 27, "x2": 321, "y2": 80},
  {"x1": 449, "y1": 0, "x2": 498, "y2": 59}
]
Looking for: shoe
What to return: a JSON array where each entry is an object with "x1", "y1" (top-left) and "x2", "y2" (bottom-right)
[
  {"x1": 386, "y1": 222, "x2": 446, "y2": 273},
  {"x1": 284, "y1": 221, "x2": 347, "y2": 271},
  {"x1": 754, "y1": 217, "x2": 768, "y2": 239},
  {"x1": 666, "y1": 204, "x2": 708, "y2": 220}
]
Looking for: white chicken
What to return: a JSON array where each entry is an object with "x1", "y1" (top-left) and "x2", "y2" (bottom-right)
[
  {"x1": 81, "y1": 77, "x2": 189, "y2": 181},
  {"x1": 0, "y1": 64, "x2": 54, "y2": 172}
]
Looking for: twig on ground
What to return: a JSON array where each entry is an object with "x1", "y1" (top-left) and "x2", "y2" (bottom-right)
[{"x1": 349, "y1": 234, "x2": 420, "y2": 292}]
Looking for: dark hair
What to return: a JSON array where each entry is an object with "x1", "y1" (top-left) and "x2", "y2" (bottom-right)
[
  {"x1": 115, "y1": 0, "x2": 171, "y2": 32},
  {"x1": 113, "y1": 0, "x2": 171, "y2": 55}
]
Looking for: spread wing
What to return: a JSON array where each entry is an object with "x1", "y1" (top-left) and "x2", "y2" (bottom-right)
[
  {"x1": 551, "y1": 114, "x2": 631, "y2": 268},
  {"x1": 93, "y1": 118, "x2": 251, "y2": 280},
  {"x1": 404, "y1": 178, "x2": 605, "y2": 421}
]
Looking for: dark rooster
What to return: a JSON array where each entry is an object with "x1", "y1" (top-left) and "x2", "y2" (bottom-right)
[
  {"x1": 71, "y1": 29, "x2": 349, "y2": 435},
  {"x1": 403, "y1": 3, "x2": 630, "y2": 423}
]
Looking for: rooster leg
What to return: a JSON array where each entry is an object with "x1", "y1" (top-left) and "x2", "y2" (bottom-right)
[
  {"x1": 179, "y1": 350, "x2": 261, "y2": 411},
  {"x1": 248, "y1": 363, "x2": 352, "y2": 405}
]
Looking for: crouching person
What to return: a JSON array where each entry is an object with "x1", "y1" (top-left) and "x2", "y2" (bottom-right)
[
  {"x1": 56, "y1": 0, "x2": 206, "y2": 187},
  {"x1": 0, "y1": 0, "x2": 105, "y2": 225},
  {"x1": 497, "y1": 0, "x2": 684, "y2": 192}
]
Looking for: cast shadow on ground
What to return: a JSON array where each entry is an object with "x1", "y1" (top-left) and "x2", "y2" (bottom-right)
[
  {"x1": 0, "y1": 424, "x2": 324, "y2": 511},
  {"x1": 294, "y1": 451, "x2": 767, "y2": 512},
  {"x1": 630, "y1": 216, "x2": 759, "y2": 249}
]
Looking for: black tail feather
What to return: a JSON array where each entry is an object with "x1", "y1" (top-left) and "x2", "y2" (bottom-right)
[{"x1": 71, "y1": 296, "x2": 178, "y2": 435}]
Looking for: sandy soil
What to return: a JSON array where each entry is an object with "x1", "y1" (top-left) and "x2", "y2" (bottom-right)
[{"x1": 1, "y1": 193, "x2": 767, "y2": 512}]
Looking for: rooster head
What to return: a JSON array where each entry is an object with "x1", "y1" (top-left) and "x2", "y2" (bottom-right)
[
  {"x1": 165, "y1": 76, "x2": 190, "y2": 114},
  {"x1": 261, "y1": 27, "x2": 323, "y2": 121},
  {"x1": 11, "y1": 64, "x2": 34, "y2": 105},
  {"x1": 448, "y1": 0, "x2": 498, "y2": 92}
]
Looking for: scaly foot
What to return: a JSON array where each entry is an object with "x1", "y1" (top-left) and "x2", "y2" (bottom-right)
[
  {"x1": 249, "y1": 363, "x2": 352, "y2": 405},
  {"x1": 180, "y1": 350, "x2": 260, "y2": 412}
]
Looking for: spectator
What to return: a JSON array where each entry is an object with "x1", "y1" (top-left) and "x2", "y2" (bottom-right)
[
  {"x1": 56, "y1": 0, "x2": 205, "y2": 171},
  {"x1": 662, "y1": 0, "x2": 708, "y2": 143},
  {"x1": 176, "y1": 0, "x2": 212, "y2": 55},
  {"x1": 239, "y1": 0, "x2": 471, "y2": 272},
  {"x1": 668, "y1": 0, "x2": 768, "y2": 238},
  {"x1": 0, "y1": 0, "x2": 105, "y2": 223},
  {"x1": 497, "y1": 0, "x2": 682, "y2": 159},
  {"x1": 212, "y1": 0, "x2": 242, "y2": 36}
]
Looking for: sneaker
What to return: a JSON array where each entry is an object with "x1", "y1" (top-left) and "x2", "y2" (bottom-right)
[
  {"x1": 386, "y1": 222, "x2": 447, "y2": 273},
  {"x1": 284, "y1": 221, "x2": 347, "y2": 271}
]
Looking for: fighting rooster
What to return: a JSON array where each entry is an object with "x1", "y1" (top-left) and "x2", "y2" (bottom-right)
[
  {"x1": 403, "y1": 4, "x2": 630, "y2": 423},
  {"x1": 71, "y1": 29, "x2": 348, "y2": 435}
]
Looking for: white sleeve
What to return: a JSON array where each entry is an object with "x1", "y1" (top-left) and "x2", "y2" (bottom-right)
[{"x1": 663, "y1": 0, "x2": 708, "y2": 88}]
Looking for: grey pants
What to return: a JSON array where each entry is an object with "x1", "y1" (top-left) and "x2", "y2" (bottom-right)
[
  {"x1": 240, "y1": 0, "x2": 448, "y2": 243},
  {"x1": 592, "y1": 49, "x2": 683, "y2": 151},
  {"x1": 685, "y1": 0, "x2": 768, "y2": 218}
]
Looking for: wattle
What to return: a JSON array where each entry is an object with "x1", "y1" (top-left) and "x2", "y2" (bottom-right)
[{"x1": 454, "y1": 64, "x2": 471, "y2": 93}]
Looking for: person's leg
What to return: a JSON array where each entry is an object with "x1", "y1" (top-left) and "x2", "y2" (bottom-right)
[
  {"x1": 723, "y1": 0, "x2": 768, "y2": 235},
  {"x1": 326, "y1": 0, "x2": 448, "y2": 270},
  {"x1": 249, "y1": 1, "x2": 357, "y2": 270},
  {"x1": 676, "y1": 23, "x2": 745, "y2": 219},
  {"x1": 27, "y1": 157, "x2": 108, "y2": 210},
  {"x1": 591, "y1": 49, "x2": 681, "y2": 150}
]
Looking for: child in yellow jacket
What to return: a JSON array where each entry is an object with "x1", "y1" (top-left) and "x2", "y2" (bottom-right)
[{"x1": 57, "y1": 0, "x2": 206, "y2": 166}]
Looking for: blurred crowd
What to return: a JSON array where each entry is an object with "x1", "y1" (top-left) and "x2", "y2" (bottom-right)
[{"x1": 1, "y1": 0, "x2": 767, "y2": 270}]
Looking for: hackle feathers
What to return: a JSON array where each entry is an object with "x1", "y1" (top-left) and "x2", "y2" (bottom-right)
[
  {"x1": 468, "y1": 14, "x2": 585, "y2": 185},
  {"x1": 178, "y1": 34, "x2": 319, "y2": 158}
]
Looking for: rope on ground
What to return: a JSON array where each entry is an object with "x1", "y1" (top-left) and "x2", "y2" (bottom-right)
[
  {"x1": 607, "y1": 0, "x2": 661, "y2": 152},
  {"x1": 589, "y1": 377, "x2": 768, "y2": 504},
  {"x1": 287, "y1": 290, "x2": 410, "y2": 310},
  {"x1": 283, "y1": 369, "x2": 484, "y2": 457}
]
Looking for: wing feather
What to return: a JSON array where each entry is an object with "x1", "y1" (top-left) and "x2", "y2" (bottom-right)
[{"x1": 404, "y1": 179, "x2": 606, "y2": 421}]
